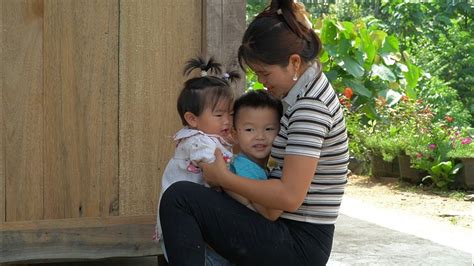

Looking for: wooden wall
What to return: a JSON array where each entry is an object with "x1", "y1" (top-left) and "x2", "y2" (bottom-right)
[
  {"x1": 1, "y1": 0, "x2": 202, "y2": 221},
  {"x1": 1, "y1": 0, "x2": 245, "y2": 263}
]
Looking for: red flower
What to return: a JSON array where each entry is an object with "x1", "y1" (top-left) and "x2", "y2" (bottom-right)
[
  {"x1": 344, "y1": 87, "x2": 353, "y2": 99},
  {"x1": 444, "y1": 115, "x2": 454, "y2": 123},
  {"x1": 461, "y1": 137, "x2": 472, "y2": 145}
]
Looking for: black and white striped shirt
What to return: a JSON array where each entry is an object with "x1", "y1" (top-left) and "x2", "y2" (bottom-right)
[{"x1": 269, "y1": 64, "x2": 349, "y2": 224}]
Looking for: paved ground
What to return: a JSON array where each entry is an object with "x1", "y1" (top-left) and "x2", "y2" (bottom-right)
[
  {"x1": 329, "y1": 197, "x2": 473, "y2": 265},
  {"x1": 11, "y1": 196, "x2": 472, "y2": 265}
]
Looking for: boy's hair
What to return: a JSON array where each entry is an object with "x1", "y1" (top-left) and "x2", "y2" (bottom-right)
[
  {"x1": 177, "y1": 56, "x2": 240, "y2": 126},
  {"x1": 238, "y1": 0, "x2": 321, "y2": 69},
  {"x1": 233, "y1": 90, "x2": 283, "y2": 127}
]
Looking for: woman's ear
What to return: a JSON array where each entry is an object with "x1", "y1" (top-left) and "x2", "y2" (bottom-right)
[
  {"x1": 289, "y1": 54, "x2": 302, "y2": 73},
  {"x1": 184, "y1": 112, "x2": 198, "y2": 128}
]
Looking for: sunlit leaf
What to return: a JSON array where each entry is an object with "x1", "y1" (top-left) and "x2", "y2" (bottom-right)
[
  {"x1": 338, "y1": 57, "x2": 365, "y2": 78},
  {"x1": 371, "y1": 64, "x2": 396, "y2": 82}
]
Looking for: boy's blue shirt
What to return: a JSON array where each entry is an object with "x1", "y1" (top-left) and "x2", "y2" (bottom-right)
[{"x1": 229, "y1": 153, "x2": 268, "y2": 180}]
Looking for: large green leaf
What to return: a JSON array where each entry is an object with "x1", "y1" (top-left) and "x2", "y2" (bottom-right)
[
  {"x1": 380, "y1": 35, "x2": 399, "y2": 54},
  {"x1": 370, "y1": 30, "x2": 387, "y2": 50},
  {"x1": 321, "y1": 19, "x2": 337, "y2": 45},
  {"x1": 380, "y1": 53, "x2": 396, "y2": 65},
  {"x1": 325, "y1": 70, "x2": 339, "y2": 83},
  {"x1": 325, "y1": 43, "x2": 338, "y2": 57},
  {"x1": 338, "y1": 57, "x2": 365, "y2": 78},
  {"x1": 359, "y1": 29, "x2": 376, "y2": 65},
  {"x1": 379, "y1": 35, "x2": 400, "y2": 66},
  {"x1": 320, "y1": 50, "x2": 329, "y2": 63},
  {"x1": 344, "y1": 79, "x2": 372, "y2": 98},
  {"x1": 337, "y1": 37, "x2": 351, "y2": 58},
  {"x1": 379, "y1": 89, "x2": 402, "y2": 107},
  {"x1": 403, "y1": 62, "x2": 420, "y2": 98},
  {"x1": 371, "y1": 64, "x2": 396, "y2": 82},
  {"x1": 341, "y1": 21, "x2": 355, "y2": 36},
  {"x1": 360, "y1": 104, "x2": 377, "y2": 120}
]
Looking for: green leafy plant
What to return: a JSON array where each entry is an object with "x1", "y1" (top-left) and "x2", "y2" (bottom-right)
[
  {"x1": 380, "y1": 1, "x2": 474, "y2": 122},
  {"x1": 422, "y1": 160, "x2": 463, "y2": 189},
  {"x1": 313, "y1": 15, "x2": 421, "y2": 120}
]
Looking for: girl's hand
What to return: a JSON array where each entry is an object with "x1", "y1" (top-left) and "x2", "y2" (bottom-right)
[{"x1": 199, "y1": 149, "x2": 230, "y2": 187}]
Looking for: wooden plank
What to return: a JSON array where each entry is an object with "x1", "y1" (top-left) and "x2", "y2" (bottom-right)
[
  {"x1": 2, "y1": 0, "x2": 44, "y2": 222},
  {"x1": 0, "y1": 215, "x2": 161, "y2": 263},
  {"x1": 203, "y1": 0, "x2": 246, "y2": 90},
  {"x1": 0, "y1": 214, "x2": 154, "y2": 231},
  {"x1": 0, "y1": 0, "x2": 4, "y2": 223},
  {"x1": 43, "y1": 0, "x2": 119, "y2": 219},
  {"x1": 119, "y1": 0, "x2": 202, "y2": 216}
]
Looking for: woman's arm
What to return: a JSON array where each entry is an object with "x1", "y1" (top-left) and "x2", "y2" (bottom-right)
[
  {"x1": 225, "y1": 189, "x2": 282, "y2": 221},
  {"x1": 251, "y1": 202, "x2": 283, "y2": 221},
  {"x1": 201, "y1": 150, "x2": 318, "y2": 212},
  {"x1": 224, "y1": 190, "x2": 251, "y2": 206}
]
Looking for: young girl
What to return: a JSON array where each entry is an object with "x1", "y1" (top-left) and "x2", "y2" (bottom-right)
[
  {"x1": 154, "y1": 56, "x2": 239, "y2": 264},
  {"x1": 158, "y1": 56, "x2": 238, "y2": 195},
  {"x1": 160, "y1": 0, "x2": 349, "y2": 265}
]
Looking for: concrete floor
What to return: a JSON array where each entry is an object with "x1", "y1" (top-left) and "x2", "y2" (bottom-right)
[
  {"x1": 6, "y1": 196, "x2": 472, "y2": 265},
  {"x1": 5, "y1": 256, "x2": 162, "y2": 266}
]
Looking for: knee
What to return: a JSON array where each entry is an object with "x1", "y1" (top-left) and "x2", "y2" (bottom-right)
[{"x1": 160, "y1": 181, "x2": 197, "y2": 212}]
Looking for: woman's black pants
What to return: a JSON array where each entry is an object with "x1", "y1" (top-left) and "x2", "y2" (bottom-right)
[{"x1": 159, "y1": 181, "x2": 334, "y2": 266}]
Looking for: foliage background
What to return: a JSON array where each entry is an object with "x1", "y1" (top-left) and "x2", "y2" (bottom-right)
[
  {"x1": 246, "y1": 0, "x2": 473, "y2": 187},
  {"x1": 247, "y1": 0, "x2": 473, "y2": 125}
]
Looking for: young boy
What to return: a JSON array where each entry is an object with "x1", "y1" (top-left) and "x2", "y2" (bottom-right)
[{"x1": 226, "y1": 90, "x2": 283, "y2": 220}]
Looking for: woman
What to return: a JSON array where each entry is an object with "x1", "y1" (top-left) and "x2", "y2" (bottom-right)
[{"x1": 159, "y1": 0, "x2": 349, "y2": 265}]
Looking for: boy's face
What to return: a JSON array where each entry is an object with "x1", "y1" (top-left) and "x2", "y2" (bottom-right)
[{"x1": 233, "y1": 106, "x2": 280, "y2": 167}]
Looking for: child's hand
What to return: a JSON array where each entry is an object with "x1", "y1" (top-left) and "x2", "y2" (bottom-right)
[
  {"x1": 223, "y1": 134, "x2": 235, "y2": 145},
  {"x1": 199, "y1": 149, "x2": 230, "y2": 187}
]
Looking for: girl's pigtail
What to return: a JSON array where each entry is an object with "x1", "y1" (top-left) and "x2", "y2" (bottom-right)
[
  {"x1": 183, "y1": 56, "x2": 222, "y2": 77},
  {"x1": 222, "y1": 70, "x2": 241, "y2": 84},
  {"x1": 206, "y1": 57, "x2": 223, "y2": 76}
]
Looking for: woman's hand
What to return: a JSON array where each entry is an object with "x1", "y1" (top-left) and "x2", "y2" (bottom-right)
[{"x1": 199, "y1": 149, "x2": 230, "y2": 187}]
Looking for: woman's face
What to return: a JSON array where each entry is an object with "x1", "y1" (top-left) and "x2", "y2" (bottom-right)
[{"x1": 250, "y1": 62, "x2": 297, "y2": 99}]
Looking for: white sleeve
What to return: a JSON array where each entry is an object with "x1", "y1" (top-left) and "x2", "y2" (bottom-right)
[{"x1": 189, "y1": 135, "x2": 217, "y2": 164}]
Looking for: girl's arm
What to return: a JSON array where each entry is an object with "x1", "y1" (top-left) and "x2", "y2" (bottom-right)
[{"x1": 201, "y1": 150, "x2": 318, "y2": 212}]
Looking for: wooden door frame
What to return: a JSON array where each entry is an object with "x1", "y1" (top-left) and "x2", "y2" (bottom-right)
[{"x1": 0, "y1": 0, "x2": 245, "y2": 263}]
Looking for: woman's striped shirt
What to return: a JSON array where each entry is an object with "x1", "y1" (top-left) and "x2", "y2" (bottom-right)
[{"x1": 269, "y1": 64, "x2": 349, "y2": 224}]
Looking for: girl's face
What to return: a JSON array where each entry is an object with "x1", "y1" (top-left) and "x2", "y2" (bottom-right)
[
  {"x1": 233, "y1": 106, "x2": 280, "y2": 167},
  {"x1": 192, "y1": 99, "x2": 233, "y2": 138},
  {"x1": 250, "y1": 62, "x2": 297, "y2": 99}
]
